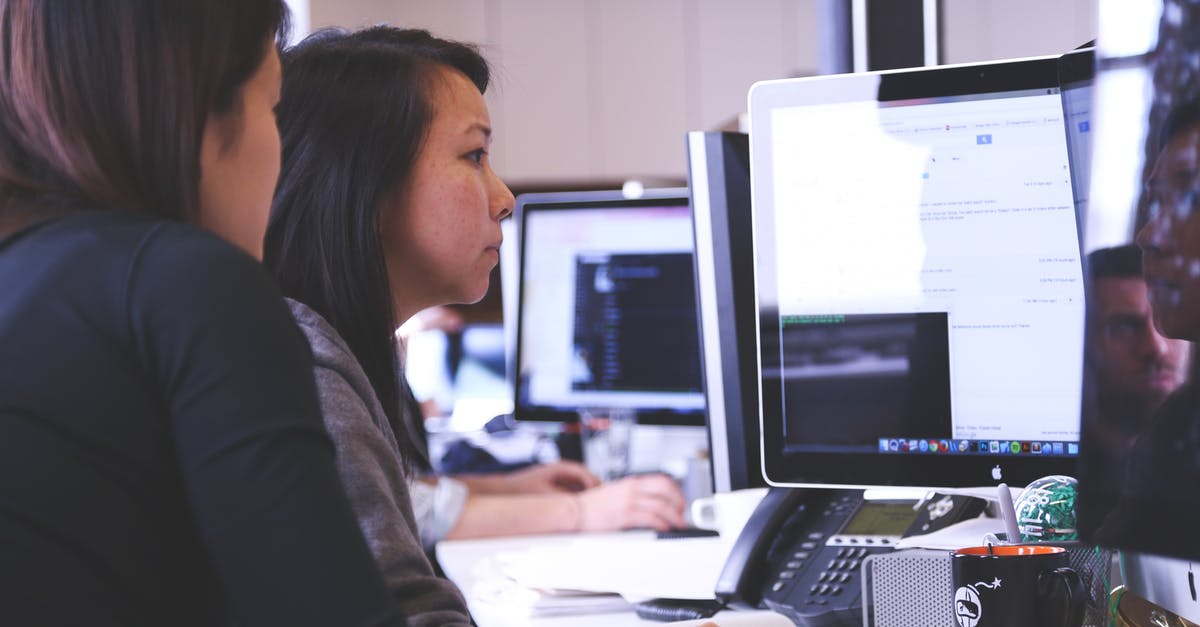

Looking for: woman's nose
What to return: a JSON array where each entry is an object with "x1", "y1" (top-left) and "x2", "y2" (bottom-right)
[{"x1": 491, "y1": 174, "x2": 514, "y2": 221}]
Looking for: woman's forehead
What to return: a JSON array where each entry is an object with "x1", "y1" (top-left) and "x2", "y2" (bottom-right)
[{"x1": 428, "y1": 69, "x2": 489, "y2": 129}]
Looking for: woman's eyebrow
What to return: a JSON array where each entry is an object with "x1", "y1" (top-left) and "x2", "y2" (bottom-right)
[{"x1": 463, "y1": 122, "x2": 492, "y2": 138}]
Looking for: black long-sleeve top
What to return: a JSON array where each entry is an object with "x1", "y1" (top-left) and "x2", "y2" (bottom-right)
[{"x1": 0, "y1": 211, "x2": 407, "y2": 626}]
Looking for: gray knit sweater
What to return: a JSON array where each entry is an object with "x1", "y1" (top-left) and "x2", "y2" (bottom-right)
[{"x1": 287, "y1": 299, "x2": 472, "y2": 626}]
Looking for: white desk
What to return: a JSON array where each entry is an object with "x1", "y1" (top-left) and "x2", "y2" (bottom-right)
[{"x1": 436, "y1": 532, "x2": 790, "y2": 626}]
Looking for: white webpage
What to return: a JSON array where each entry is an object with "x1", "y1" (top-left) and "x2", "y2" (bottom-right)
[{"x1": 768, "y1": 91, "x2": 1083, "y2": 441}]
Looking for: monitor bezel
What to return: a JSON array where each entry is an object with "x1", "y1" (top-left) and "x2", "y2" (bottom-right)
[
  {"x1": 686, "y1": 131, "x2": 767, "y2": 491},
  {"x1": 511, "y1": 187, "x2": 706, "y2": 427},
  {"x1": 749, "y1": 55, "x2": 1088, "y2": 489}
]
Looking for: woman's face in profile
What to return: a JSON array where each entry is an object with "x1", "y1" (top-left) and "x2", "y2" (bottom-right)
[
  {"x1": 1139, "y1": 122, "x2": 1200, "y2": 341},
  {"x1": 382, "y1": 67, "x2": 514, "y2": 323},
  {"x1": 196, "y1": 43, "x2": 283, "y2": 259}
]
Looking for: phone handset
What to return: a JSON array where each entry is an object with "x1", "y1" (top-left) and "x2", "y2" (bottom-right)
[{"x1": 713, "y1": 487, "x2": 811, "y2": 609}]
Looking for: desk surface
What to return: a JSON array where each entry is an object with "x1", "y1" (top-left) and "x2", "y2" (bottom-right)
[{"x1": 436, "y1": 532, "x2": 791, "y2": 627}]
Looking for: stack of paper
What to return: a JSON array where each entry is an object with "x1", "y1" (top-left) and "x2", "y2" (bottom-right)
[
  {"x1": 505, "y1": 535, "x2": 728, "y2": 601},
  {"x1": 466, "y1": 533, "x2": 729, "y2": 616},
  {"x1": 470, "y1": 573, "x2": 631, "y2": 618}
]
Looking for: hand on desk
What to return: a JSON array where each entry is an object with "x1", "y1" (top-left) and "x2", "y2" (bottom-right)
[
  {"x1": 577, "y1": 473, "x2": 686, "y2": 532},
  {"x1": 445, "y1": 469, "x2": 685, "y2": 538}
]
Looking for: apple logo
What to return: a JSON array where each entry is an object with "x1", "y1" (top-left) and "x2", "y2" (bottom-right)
[{"x1": 991, "y1": 465, "x2": 1002, "y2": 481}]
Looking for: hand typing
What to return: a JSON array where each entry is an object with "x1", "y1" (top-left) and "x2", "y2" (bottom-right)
[{"x1": 575, "y1": 473, "x2": 686, "y2": 531}]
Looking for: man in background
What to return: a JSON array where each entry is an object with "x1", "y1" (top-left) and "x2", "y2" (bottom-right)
[{"x1": 1083, "y1": 243, "x2": 1190, "y2": 475}]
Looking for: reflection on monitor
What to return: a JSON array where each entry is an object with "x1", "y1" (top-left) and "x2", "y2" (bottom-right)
[
  {"x1": 513, "y1": 189, "x2": 705, "y2": 426},
  {"x1": 687, "y1": 131, "x2": 766, "y2": 492},
  {"x1": 749, "y1": 55, "x2": 1086, "y2": 489},
  {"x1": 1075, "y1": 4, "x2": 1200, "y2": 619}
]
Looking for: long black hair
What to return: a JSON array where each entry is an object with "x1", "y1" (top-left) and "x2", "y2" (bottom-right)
[{"x1": 264, "y1": 26, "x2": 490, "y2": 468}]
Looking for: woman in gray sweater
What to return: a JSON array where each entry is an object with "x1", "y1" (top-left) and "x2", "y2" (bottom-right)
[{"x1": 263, "y1": 26, "x2": 686, "y2": 624}]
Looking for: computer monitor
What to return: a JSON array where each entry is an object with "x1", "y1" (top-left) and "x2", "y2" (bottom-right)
[
  {"x1": 748, "y1": 55, "x2": 1086, "y2": 489},
  {"x1": 686, "y1": 131, "x2": 767, "y2": 492},
  {"x1": 512, "y1": 188, "x2": 707, "y2": 426},
  {"x1": 1074, "y1": 2, "x2": 1200, "y2": 620}
]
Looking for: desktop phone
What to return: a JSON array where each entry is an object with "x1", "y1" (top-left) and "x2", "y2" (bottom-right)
[{"x1": 715, "y1": 488, "x2": 985, "y2": 627}]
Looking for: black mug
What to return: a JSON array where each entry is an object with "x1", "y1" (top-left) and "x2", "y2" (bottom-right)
[{"x1": 951, "y1": 544, "x2": 1085, "y2": 627}]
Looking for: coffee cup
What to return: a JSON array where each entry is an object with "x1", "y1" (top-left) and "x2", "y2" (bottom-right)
[
  {"x1": 689, "y1": 487, "x2": 769, "y2": 540},
  {"x1": 951, "y1": 544, "x2": 1085, "y2": 627}
]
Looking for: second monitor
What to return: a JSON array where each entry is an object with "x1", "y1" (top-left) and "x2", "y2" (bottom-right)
[
  {"x1": 749, "y1": 54, "x2": 1088, "y2": 489},
  {"x1": 513, "y1": 188, "x2": 706, "y2": 426}
]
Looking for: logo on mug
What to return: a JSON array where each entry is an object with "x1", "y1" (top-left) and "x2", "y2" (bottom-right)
[{"x1": 954, "y1": 578, "x2": 1002, "y2": 627}]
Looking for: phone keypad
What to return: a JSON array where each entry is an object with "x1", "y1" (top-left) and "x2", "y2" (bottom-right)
[{"x1": 760, "y1": 490, "x2": 906, "y2": 622}]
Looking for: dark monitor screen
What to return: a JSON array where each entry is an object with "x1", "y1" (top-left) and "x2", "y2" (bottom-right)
[
  {"x1": 1074, "y1": 0, "x2": 1200, "y2": 581},
  {"x1": 512, "y1": 189, "x2": 706, "y2": 426},
  {"x1": 748, "y1": 55, "x2": 1086, "y2": 489},
  {"x1": 687, "y1": 131, "x2": 766, "y2": 492}
]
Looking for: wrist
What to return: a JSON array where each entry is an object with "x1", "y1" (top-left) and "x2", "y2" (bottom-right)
[
  {"x1": 459, "y1": 473, "x2": 509, "y2": 494},
  {"x1": 570, "y1": 493, "x2": 586, "y2": 532}
]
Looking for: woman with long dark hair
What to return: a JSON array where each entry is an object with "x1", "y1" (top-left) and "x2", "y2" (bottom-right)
[
  {"x1": 265, "y1": 25, "x2": 687, "y2": 613},
  {"x1": 0, "y1": 3, "x2": 405, "y2": 625}
]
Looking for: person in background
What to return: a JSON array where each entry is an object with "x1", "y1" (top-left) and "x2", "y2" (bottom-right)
[
  {"x1": 264, "y1": 25, "x2": 687, "y2": 600},
  {"x1": 399, "y1": 305, "x2": 468, "y2": 421},
  {"x1": 0, "y1": 2, "x2": 406, "y2": 625},
  {"x1": 1094, "y1": 99, "x2": 1200, "y2": 545},
  {"x1": 1082, "y1": 243, "x2": 1190, "y2": 486}
]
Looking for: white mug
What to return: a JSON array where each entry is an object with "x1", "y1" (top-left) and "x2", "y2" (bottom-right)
[{"x1": 689, "y1": 487, "x2": 769, "y2": 540}]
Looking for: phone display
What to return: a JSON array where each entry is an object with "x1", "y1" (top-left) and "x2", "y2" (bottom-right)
[{"x1": 838, "y1": 501, "x2": 919, "y2": 538}]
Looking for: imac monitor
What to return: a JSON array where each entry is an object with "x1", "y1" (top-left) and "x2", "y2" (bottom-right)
[
  {"x1": 512, "y1": 189, "x2": 706, "y2": 426},
  {"x1": 687, "y1": 131, "x2": 767, "y2": 492},
  {"x1": 749, "y1": 55, "x2": 1086, "y2": 489}
]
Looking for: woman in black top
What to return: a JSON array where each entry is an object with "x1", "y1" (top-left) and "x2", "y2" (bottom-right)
[{"x1": 0, "y1": 2, "x2": 406, "y2": 625}]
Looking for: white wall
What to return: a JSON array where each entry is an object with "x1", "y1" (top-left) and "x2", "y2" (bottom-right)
[
  {"x1": 940, "y1": 0, "x2": 1097, "y2": 65},
  {"x1": 306, "y1": 0, "x2": 819, "y2": 185},
  {"x1": 302, "y1": 0, "x2": 1096, "y2": 185}
]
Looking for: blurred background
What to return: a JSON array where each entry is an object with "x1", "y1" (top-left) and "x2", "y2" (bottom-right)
[{"x1": 283, "y1": 0, "x2": 1098, "y2": 433}]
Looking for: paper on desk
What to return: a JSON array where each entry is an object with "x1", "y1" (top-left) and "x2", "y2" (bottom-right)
[
  {"x1": 494, "y1": 535, "x2": 730, "y2": 601},
  {"x1": 470, "y1": 574, "x2": 631, "y2": 617}
]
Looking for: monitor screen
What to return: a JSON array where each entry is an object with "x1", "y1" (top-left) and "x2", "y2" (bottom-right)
[
  {"x1": 687, "y1": 131, "x2": 767, "y2": 492},
  {"x1": 1059, "y1": 47, "x2": 1093, "y2": 245},
  {"x1": 1074, "y1": 0, "x2": 1200, "y2": 581},
  {"x1": 513, "y1": 189, "x2": 706, "y2": 426},
  {"x1": 749, "y1": 55, "x2": 1086, "y2": 489}
]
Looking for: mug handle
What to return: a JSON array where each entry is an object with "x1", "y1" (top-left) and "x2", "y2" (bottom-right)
[{"x1": 1036, "y1": 566, "x2": 1087, "y2": 627}]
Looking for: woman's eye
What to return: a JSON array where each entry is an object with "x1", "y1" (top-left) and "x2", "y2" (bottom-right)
[{"x1": 467, "y1": 148, "x2": 487, "y2": 164}]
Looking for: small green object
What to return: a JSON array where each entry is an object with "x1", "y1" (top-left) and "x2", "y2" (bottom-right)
[{"x1": 1014, "y1": 475, "x2": 1078, "y2": 542}]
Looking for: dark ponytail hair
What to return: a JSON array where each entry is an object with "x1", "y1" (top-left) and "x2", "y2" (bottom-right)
[
  {"x1": 0, "y1": 0, "x2": 289, "y2": 224},
  {"x1": 264, "y1": 26, "x2": 490, "y2": 469}
]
